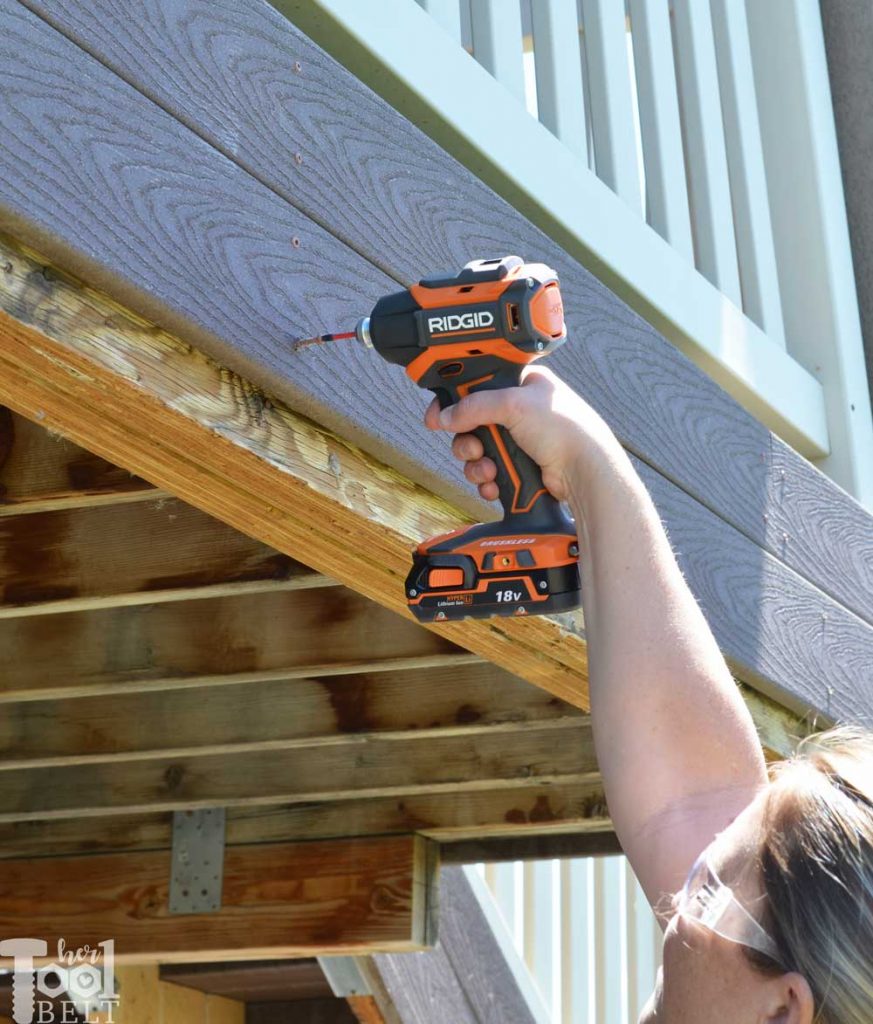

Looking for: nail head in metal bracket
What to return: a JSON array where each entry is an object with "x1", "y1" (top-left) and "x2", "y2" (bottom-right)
[
  {"x1": 317, "y1": 956, "x2": 372, "y2": 998},
  {"x1": 168, "y1": 808, "x2": 226, "y2": 915}
]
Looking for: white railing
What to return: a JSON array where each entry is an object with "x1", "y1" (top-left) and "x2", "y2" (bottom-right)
[
  {"x1": 474, "y1": 855, "x2": 662, "y2": 1024},
  {"x1": 280, "y1": 0, "x2": 873, "y2": 509}
]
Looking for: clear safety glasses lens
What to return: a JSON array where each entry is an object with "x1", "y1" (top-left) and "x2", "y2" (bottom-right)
[{"x1": 676, "y1": 852, "x2": 782, "y2": 963}]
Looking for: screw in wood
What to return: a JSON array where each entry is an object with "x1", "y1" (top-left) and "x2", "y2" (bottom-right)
[{"x1": 291, "y1": 237, "x2": 301, "y2": 248}]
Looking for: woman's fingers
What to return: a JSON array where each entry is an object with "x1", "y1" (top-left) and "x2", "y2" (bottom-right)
[
  {"x1": 463, "y1": 457, "x2": 498, "y2": 485},
  {"x1": 451, "y1": 432, "x2": 485, "y2": 461}
]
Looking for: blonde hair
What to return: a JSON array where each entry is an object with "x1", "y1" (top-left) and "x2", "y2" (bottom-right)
[{"x1": 752, "y1": 726, "x2": 873, "y2": 1022}]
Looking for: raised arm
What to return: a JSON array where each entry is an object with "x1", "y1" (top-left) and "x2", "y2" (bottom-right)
[{"x1": 426, "y1": 367, "x2": 767, "y2": 912}]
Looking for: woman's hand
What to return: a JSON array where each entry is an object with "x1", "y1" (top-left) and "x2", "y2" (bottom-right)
[{"x1": 423, "y1": 365, "x2": 623, "y2": 503}]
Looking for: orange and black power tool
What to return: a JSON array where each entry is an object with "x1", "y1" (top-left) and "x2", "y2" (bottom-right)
[{"x1": 297, "y1": 256, "x2": 582, "y2": 623}]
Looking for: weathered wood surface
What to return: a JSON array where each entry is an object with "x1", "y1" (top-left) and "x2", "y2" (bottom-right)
[
  {"x1": 0, "y1": 721, "x2": 595, "y2": 822},
  {"x1": 0, "y1": 780, "x2": 610, "y2": 859},
  {"x1": 0, "y1": 234, "x2": 869, "y2": 726},
  {"x1": 11, "y1": 0, "x2": 873, "y2": 632},
  {"x1": 0, "y1": 407, "x2": 157, "y2": 514},
  {"x1": 0, "y1": 834, "x2": 435, "y2": 961},
  {"x1": 0, "y1": 497, "x2": 335, "y2": 617},
  {"x1": 0, "y1": 588, "x2": 463, "y2": 701},
  {"x1": 0, "y1": 661, "x2": 579, "y2": 766}
]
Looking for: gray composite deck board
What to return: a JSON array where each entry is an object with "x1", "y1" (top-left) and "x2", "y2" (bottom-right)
[
  {"x1": 17, "y1": 0, "x2": 873, "y2": 633},
  {"x1": 372, "y1": 867, "x2": 538, "y2": 1024},
  {"x1": 0, "y1": 2, "x2": 871, "y2": 722}
]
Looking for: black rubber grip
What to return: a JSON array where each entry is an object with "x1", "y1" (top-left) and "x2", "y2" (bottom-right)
[{"x1": 434, "y1": 362, "x2": 565, "y2": 529}]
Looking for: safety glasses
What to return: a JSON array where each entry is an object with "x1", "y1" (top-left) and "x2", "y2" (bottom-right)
[{"x1": 674, "y1": 850, "x2": 783, "y2": 963}]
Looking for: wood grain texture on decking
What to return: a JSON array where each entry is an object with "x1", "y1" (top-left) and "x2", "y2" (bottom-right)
[{"x1": 15, "y1": 0, "x2": 873, "y2": 631}]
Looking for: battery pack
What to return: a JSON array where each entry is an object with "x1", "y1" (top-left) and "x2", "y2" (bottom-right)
[{"x1": 405, "y1": 527, "x2": 582, "y2": 623}]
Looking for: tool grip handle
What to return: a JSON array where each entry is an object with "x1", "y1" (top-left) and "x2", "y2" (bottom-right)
[{"x1": 434, "y1": 364, "x2": 565, "y2": 528}]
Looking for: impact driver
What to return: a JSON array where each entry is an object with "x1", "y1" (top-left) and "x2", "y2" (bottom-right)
[{"x1": 295, "y1": 255, "x2": 582, "y2": 623}]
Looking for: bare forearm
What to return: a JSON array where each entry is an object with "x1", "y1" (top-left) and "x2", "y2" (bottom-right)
[{"x1": 567, "y1": 442, "x2": 767, "y2": 906}]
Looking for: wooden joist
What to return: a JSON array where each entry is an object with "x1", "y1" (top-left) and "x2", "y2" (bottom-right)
[
  {"x1": 0, "y1": 496, "x2": 337, "y2": 619},
  {"x1": 0, "y1": 407, "x2": 159, "y2": 515},
  {"x1": 0, "y1": 721, "x2": 594, "y2": 823},
  {"x1": 0, "y1": 835, "x2": 436, "y2": 962},
  {"x1": 0, "y1": 780, "x2": 611, "y2": 860},
  {"x1": 0, "y1": 587, "x2": 464, "y2": 702},
  {"x1": 0, "y1": 233, "x2": 589, "y2": 709},
  {"x1": 0, "y1": 661, "x2": 580, "y2": 767}
]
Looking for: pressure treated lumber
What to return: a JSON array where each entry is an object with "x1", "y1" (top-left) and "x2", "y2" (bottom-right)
[
  {"x1": 0, "y1": 780, "x2": 611, "y2": 859},
  {"x1": 0, "y1": 408, "x2": 158, "y2": 515},
  {"x1": 0, "y1": 835, "x2": 435, "y2": 962},
  {"x1": 0, "y1": 497, "x2": 336, "y2": 618},
  {"x1": 0, "y1": 661, "x2": 581, "y2": 767},
  {"x1": 0, "y1": 588, "x2": 464, "y2": 702},
  {"x1": 15, "y1": 0, "x2": 873, "y2": 631},
  {"x1": 0, "y1": 721, "x2": 595, "y2": 822},
  {"x1": 0, "y1": 233, "x2": 588, "y2": 708}
]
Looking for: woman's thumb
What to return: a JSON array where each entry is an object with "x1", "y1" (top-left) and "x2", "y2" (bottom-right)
[{"x1": 435, "y1": 388, "x2": 521, "y2": 433}]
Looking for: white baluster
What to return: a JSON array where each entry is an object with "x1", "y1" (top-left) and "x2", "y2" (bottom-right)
[
  {"x1": 416, "y1": 0, "x2": 462, "y2": 43},
  {"x1": 710, "y1": 0, "x2": 786, "y2": 347},
  {"x1": 578, "y1": 0, "x2": 644, "y2": 214},
  {"x1": 470, "y1": 0, "x2": 526, "y2": 105},
  {"x1": 529, "y1": 0, "x2": 589, "y2": 160},
  {"x1": 627, "y1": 0, "x2": 694, "y2": 262},
  {"x1": 670, "y1": 0, "x2": 742, "y2": 306}
]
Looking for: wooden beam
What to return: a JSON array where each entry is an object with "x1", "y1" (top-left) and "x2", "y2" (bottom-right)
[
  {"x1": 0, "y1": 835, "x2": 436, "y2": 962},
  {"x1": 0, "y1": 721, "x2": 595, "y2": 823},
  {"x1": 0, "y1": 662, "x2": 582, "y2": 767},
  {"x1": 0, "y1": 780, "x2": 611, "y2": 859},
  {"x1": 0, "y1": 497, "x2": 336, "y2": 619},
  {"x1": 0, "y1": 407, "x2": 159, "y2": 516},
  {"x1": 0, "y1": 233, "x2": 588, "y2": 710}
]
